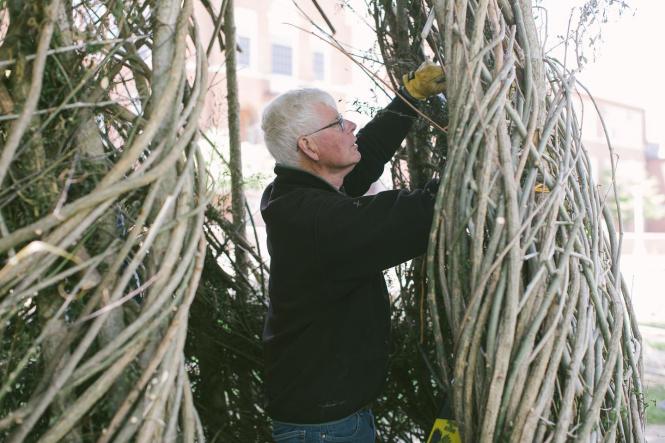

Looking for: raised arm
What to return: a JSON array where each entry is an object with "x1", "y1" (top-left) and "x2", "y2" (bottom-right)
[
  {"x1": 314, "y1": 180, "x2": 439, "y2": 280},
  {"x1": 342, "y1": 61, "x2": 445, "y2": 197},
  {"x1": 341, "y1": 95, "x2": 417, "y2": 197}
]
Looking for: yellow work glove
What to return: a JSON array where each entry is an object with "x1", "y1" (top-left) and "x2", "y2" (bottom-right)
[{"x1": 402, "y1": 60, "x2": 446, "y2": 100}]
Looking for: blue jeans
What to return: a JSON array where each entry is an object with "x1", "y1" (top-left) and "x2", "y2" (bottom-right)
[{"x1": 271, "y1": 408, "x2": 375, "y2": 442}]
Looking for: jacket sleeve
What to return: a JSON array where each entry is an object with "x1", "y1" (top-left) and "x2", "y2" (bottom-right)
[
  {"x1": 314, "y1": 180, "x2": 438, "y2": 280},
  {"x1": 342, "y1": 94, "x2": 418, "y2": 197}
]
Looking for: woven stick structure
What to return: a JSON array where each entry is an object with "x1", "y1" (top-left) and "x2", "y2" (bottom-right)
[
  {"x1": 0, "y1": 1, "x2": 208, "y2": 440},
  {"x1": 425, "y1": 1, "x2": 645, "y2": 441}
]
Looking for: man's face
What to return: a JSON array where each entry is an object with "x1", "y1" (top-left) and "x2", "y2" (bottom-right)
[{"x1": 307, "y1": 103, "x2": 360, "y2": 172}]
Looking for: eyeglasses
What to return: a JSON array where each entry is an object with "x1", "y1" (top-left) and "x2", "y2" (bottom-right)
[{"x1": 302, "y1": 114, "x2": 345, "y2": 137}]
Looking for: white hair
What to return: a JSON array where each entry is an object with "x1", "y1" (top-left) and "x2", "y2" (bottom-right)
[{"x1": 261, "y1": 88, "x2": 336, "y2": 167}]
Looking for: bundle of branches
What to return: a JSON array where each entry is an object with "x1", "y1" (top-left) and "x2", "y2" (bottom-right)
[
  {"x1": 0, "y1": 0, "x2": 209, "y2": 440},
  {"x1": 419, "y1": 0, "x2": 645, "y2": 441}
]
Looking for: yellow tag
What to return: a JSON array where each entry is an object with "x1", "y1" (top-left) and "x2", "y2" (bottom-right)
[{"x1": 427, "y1": 418, "x2": 461, "y2": 443}]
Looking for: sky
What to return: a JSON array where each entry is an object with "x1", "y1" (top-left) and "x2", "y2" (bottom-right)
[{"x1": 527, "y1": 0, "x2": 664, "y2": 147}]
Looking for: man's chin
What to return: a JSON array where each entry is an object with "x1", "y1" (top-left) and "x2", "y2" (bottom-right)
[{"x1": 341, "y1": 152, "x2": 361, "y2": 170}]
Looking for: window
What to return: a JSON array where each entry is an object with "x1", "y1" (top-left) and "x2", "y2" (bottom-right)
[
  {"x1": 271, "y1": 44, "x2": 293, "y2": 75},
  {"x1": 237, "y1": 36, "x2": 250, "y2": 67},
  {"x1": 313, "y1": 51, "x2": 325, "y2": 80}
]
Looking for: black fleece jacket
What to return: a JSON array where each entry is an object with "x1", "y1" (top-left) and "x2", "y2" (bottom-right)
[{"x1": 260, "y1": 95, "x2": 437, "y2": 423}]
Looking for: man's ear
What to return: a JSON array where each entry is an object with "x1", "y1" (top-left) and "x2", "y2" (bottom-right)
[{"x1": 297, "y1": 136, "x2": 319, "y2": 162}]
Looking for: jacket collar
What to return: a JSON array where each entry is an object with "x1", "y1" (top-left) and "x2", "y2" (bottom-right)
[{"x1": 273, "y1": 164, "x2": 343, "y2": 194}]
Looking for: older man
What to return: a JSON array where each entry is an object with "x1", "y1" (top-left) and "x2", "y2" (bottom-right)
[{"x1": 260, "y1": 63, "x2": 445, "y2": 442}]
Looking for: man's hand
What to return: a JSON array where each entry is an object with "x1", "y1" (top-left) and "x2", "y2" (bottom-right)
[{"x1": 402, "y1": 61, "x2": 446, "y2": 100}]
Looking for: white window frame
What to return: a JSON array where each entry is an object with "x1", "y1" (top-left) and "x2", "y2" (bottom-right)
[
  {"x1": 311, "y1": 39, "x2": 331, "y2": 84},
  {"x1": 234, "y1": 8, "x2": 258, "y2": 73},
  {"x1": 237, "y1": 35, "x2": 252, "y2": 69},
  {"x1": 270, "y1": 43, "x2": 294, "y2": 76},
  {"x1": 269, "y1": 0, "x2": 298, "y2": 77},
  {"x1": 312, "y1": 50, "x2": 326, "y2": 81}
]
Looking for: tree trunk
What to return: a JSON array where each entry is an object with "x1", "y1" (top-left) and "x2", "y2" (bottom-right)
[{"x1": 224, "y1": 0, "x2": 249, "y2": 297}]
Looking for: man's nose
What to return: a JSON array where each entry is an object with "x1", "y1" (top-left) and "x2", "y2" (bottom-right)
[{"x1": 346, "y1": 119, "x2": 357, "y2": 133}]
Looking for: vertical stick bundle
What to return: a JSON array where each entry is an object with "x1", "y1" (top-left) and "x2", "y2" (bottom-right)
[
  {"x1": 0, "y1": 0, "x2": 208, "y2": 440},
  {"x1": 425, "y1": 1, "x2": 645, "y2": 441}
]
